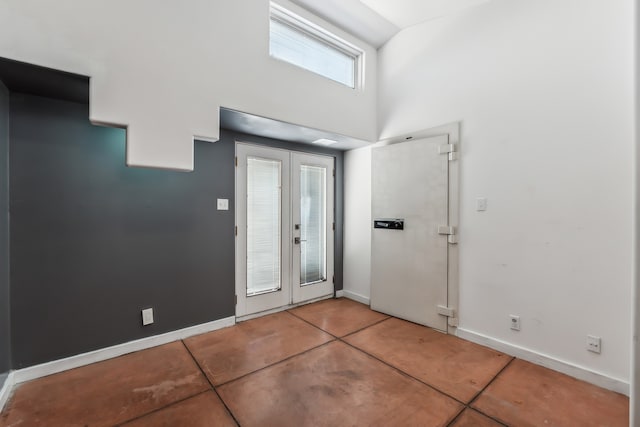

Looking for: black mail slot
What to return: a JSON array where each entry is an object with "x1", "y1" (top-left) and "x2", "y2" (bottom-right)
[{"x1": 374, "y1": 219, "x2": 404, "y2": 230}]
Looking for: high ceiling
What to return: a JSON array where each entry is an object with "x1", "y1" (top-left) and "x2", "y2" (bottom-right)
[{"x1": 290, "y1": 0, "x2": 491, "y2": 48}]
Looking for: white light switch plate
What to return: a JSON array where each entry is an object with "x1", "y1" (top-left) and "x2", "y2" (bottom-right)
[
  {"x1": 476, "y1": 198, "x2": 487, "y2": 211},
  {"x1": 142, "y1": 308, "x2": 154, "y2": 326},
  {"x1": 217, "y1": 198, "x2": 229, "y2": 210}
]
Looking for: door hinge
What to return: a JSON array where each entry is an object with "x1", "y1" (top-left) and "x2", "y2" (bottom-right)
[
  {"x1": 438, "y1": 144, "x2": 457, "y2": 161},
  {"x1": 235, "y1": 226, "x2": 238, "y2": 236},
  {"x1": 333, "y1": 169, "x2": 336, "y2": 177},
  {"x1": 235, "y1": 156, "x2": 238, "y2": 167},
  {"x1": 437, "y1": 225, "x2": 458, "y2": 244},
  {"x1": 437, "y1": 305, "x2": 455, "y2": 318},
  {"x1": 332, "y1": 222, "x2": 335, "y2": 231},
  {"x1": 235, "y1": 294, "x2": 237, "y2": 305},
  {"x1": 438, "y1": 305, "x2": 459, "y2": 326},
  {"x1": 332, "y1": 275, "x2": 335, "y2": 283}
]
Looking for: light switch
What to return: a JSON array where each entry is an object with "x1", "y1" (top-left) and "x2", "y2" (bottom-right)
[
  {"x1": 217, "y1": 198, "x2": 229, "y2": 210},
  {"x1": 476, "y1": 198, "x2": 487, "y2": 211}
]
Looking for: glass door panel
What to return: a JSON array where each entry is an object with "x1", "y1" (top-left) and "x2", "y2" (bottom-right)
[
  {"x1": 247, "y1": 157, "x2": 282, "y2": 296},
  {"x1": 299, "y1": 165, "x2": 327, "y2": 285}
]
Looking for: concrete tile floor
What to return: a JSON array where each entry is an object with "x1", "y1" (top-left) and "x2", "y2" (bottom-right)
[{"x1": 0, "y1": 298, "x2": 630, "y2": 426}]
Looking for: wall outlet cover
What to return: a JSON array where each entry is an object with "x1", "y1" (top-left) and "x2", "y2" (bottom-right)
[
  {"x1": 142, "y1": 308, "x2": 154, "y2": 326},
  {"x1": 509, "y1": 315, "x2": 520, "y2": 331},
  {"x1": 587, "y1": 335, "x2": 601, "y2": 354}
]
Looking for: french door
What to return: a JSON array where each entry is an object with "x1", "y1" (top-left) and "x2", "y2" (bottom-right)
[{"x1": 235, "y1": 143, "x2": 334, "y2": 317}]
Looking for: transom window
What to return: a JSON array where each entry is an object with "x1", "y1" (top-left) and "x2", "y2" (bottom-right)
[{"x1": 269, "y1": 3, "x2": 363, "y2": 89}]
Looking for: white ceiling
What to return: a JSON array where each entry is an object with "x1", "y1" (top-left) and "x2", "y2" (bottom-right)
[
  {"x1": 289, "y1": 0, "x2": 399, "y2": 48},
  {"x1": 359, "y1": 0, "x2": 490, "y2": 29},
  {"x1": 290, "y1": 0, "x2": 491, "y2": 48}
]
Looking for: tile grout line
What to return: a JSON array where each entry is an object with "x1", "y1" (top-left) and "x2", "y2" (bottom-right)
[
  {"x1": 127, "y1": 306, "x2": 511, "y2": 427},
  {"x1": 243, "y1": 307, "x2": 514, "y2": 426},
  {"x1": 445, "y1": 406, "x2": 509, "y2": 427},
  {"x1": 180, "y1": 340, "x2": 243, "y2": 427},
  {"x1": 444, "y1": 406, "x2": 468, "y2": 427},
  {"x1": 214, "y1": 338, "x2": 337, "y2": 388},
  {"x1": 463, "y1": 356, "x2": 516, "y2": 427},
  {"x1": 208, "y1": 310, "x2": 395, "y2": 388},
  {"x1": 340, "y1": 316, "x2": 393, "y2": 338},
  {"x1": 217, "y1": 307, "x2": 478, "y2": 420},
  {"x1": 303, "y1": 308, "x2": 515, "y2": 425},
  {"x1": 337, "y1": 337, "x2": 468, "y2": 406},
  {"x1": 333, "y1": 315, "x2": 515, "y2": 425},
  {"x1": 284, "y1": 309, "x2": 341, "y2": 339},
  {"x1": 468, "y1": 356, "x2": 515, "y2": 406},
  {"x1": 286, "y1": 307, "x2": 391, "y2": 340},
  {"x1": 289, "y1": 308, "x2": 482, "y2": 408},
  {"x1": 113, "y1": 389, "x2": 211, "y2": 427}
]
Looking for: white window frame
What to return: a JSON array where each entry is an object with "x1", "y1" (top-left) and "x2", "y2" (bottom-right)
[{"x1": 269, "y1": 2, "x2": 364, "y2": 89}]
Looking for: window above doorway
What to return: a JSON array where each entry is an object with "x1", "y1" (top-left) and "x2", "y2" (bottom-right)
[{"x1": 269, "y1": 3, "x2": 363, "y2": 89}]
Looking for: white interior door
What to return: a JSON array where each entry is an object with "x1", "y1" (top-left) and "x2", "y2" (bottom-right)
[
  {"x1": 236, "y1": 143, "x2": 334, "y2": 317},
  {"x1": 370, "y1": 135, "x2": 450, "y2": 331}
]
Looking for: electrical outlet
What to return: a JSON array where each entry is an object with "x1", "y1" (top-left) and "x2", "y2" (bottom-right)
[
  {"x1": 587, "y1": 335, "x2": 601, "y2": 354},
  {"x1": 142, "y1": 308, "x2": 154, "y2": 326},
  {"x1": 509, "y1": 315, "x2": 521, "y2": 331}
]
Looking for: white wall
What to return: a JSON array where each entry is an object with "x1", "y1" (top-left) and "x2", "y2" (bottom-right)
[
  {"x1": 372, "y1": 0, "x2": 634, "y2": 386},
  {"x1": 633, "y1": 0, "x2": 639, "y2": 419},
  {"x1": 343, "y1": 146, "x2": 372, "y2": 304},
  {"x1": 0, "y1": 0, "x2": 377, "y2": 170}
]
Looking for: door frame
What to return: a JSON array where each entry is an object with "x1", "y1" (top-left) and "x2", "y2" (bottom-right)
[
  {"x1": 373, "y1": 122, "x2": 460, "y2": 334},
  {"x1": 234, "y1": 141, "x2": 337, "y2": 320}
]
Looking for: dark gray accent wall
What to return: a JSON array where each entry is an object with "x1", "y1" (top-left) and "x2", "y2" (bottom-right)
[
  {"x1": 8, "y1": 94, "x2": 344, "y2": 369},
  {"x1": 10, "y1": 94, "x2": 235, "y2": 368},
  {"x1": 0, "y1": 80, "x2": 10, "y2": 374},
  {"x1": 0, "y1": 57, "x2": 89, "y2": 104}
]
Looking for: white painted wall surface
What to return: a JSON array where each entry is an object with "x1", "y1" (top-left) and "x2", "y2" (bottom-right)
[
  {"x1": 343, "y1": 146, "x2": 372, "y2": 303},
  {"x1": 0, "y1": 0, "x2": 377, "y2": 170},
  {"x1": 377, "y1": 0, "x2": 634, "y2": 384},
  {"x1": 632, "y1": 0, "x2": 639, "y2": 419}
]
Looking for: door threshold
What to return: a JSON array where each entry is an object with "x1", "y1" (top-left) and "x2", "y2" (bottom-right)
[{"x1": 236, "y1": 294, "x2": 333, "y2": 322}]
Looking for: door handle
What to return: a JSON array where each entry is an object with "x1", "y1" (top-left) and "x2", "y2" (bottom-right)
[{"x1": 294, "y1": 237, "x2": 307, "y2": 244}]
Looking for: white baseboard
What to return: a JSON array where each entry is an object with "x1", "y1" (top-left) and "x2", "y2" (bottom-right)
[
  {"x1": 9, "y1": 316, "x2": 235, "y2": 389},
  {"x1": 339, "y1": 289, "x2": 370, "y2": 305},
  {"x1": 236, "y1": 294, "x2": 334, "y2": 322},
  {"x1": 0, "y1": 372, "x2": 15, "y2": 413},
  {"x1": 456, "y1": 327, "x2": 630, "y2": 396}
]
